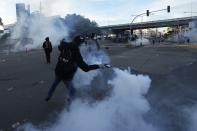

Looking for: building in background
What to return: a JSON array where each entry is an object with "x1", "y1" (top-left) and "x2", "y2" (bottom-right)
[{"x1": 16, "y1": 3, "x2": 30, "y2": 22}]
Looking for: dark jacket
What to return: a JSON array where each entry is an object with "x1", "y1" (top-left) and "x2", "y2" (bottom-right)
[
  {"x1": 43, "y1": 41, "x2": 52, "y2": 52},
  {"x1": 55, "y1": 42, "x2": 99, "y2": 80}
]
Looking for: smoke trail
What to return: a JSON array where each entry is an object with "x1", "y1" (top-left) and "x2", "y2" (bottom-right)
[
  {"x1": 19, "y1": 69, "x2": 156, "y2": 131},
  {"x1": 73, "y1": 42, "x2": 110, "y2": 88},
  {"x1": 184, "y1": 20, "x2": 197, "y2": 43},
  {"x1": 135, "y1": 38, "x2": 150, "y2": 46},
  {"x1": 11, "y1": 14, "x2": 69, "y2": 51},
  {"x1": 167, "y1": 20, "x2": 197, "y2": 43},
  {"x1": 129, "y1": 37, "x2": 150, "y2": 46},
  {"x1": 18, "y1": 42, "x2": 157, "y2": 131}
]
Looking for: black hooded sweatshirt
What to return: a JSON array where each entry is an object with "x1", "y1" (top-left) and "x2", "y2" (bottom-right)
[{"x1": 55, "y1": 42, "x2": 99, "y2": 80}]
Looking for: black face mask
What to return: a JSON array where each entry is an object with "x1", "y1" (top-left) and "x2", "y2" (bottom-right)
[
  {"x1": 75, "y1": 36, "x2": 85, "y2": 45},
  {"x1": 79, "y1": 36, "x2": 85, "y2": 43}
]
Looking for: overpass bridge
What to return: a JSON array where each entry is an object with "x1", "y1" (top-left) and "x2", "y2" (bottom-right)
[{"x1": 100, "y1": 16, "x2": 197, "y2": 34}]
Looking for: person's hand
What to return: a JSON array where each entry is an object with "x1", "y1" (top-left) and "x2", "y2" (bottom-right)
[
  {"x1": 99, "y1": 64, "x2": 105, "y2": 68},
  {"x1": 99, "y1": 64, "x2": 111, "y2": 69}
]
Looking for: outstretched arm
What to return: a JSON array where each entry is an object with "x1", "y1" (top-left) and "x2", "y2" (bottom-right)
[{"x1": 74, "y1": 48, "x2": 99, "y2": 72}]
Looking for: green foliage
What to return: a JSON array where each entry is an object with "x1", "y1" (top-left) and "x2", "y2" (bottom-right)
[{"x1": 163, "y1": 27, "x2": 175, "y2": 38}]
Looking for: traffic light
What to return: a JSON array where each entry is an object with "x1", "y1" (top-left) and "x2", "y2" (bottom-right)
[
  {"x1": 167, "y1": 6, "x2": 170, "y2": 13},
  {"x1": 146, "y1": 10, "x2": 150, "y2": 16}
]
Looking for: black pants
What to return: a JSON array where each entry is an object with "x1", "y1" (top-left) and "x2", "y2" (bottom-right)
[
  {"x1": 44, "y1": 50, "x2": 51, "y2": 63},
  {"x1": 47, "y1": 77, "x2": 75, "y2": 99}
]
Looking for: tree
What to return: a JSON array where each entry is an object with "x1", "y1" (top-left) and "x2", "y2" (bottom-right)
[
  {"x1": 64, "y1": 14, "x2": 101, "y2": 38},
  {"x1": 0, "y1": 17, "x2": 3, "y2": 26},
  {"x1": 163, "y1": 27, "x2": 176, "y2": 39}
]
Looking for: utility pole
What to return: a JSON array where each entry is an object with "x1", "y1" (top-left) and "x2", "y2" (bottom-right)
[
  {"x1": 40, "y1": 0, "x2": 42, "y2": 14},
  {"x1": 191, "y1": 0, "x2": 193, "y2": 17}
]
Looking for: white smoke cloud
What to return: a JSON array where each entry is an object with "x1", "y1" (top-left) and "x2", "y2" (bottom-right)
[
  {"x1": 10, "y1": 14, "x2": 69, "y2": 51},
  {"x1": 188, "y1": 106, "x2": 197, "y2": 131},
  {"x1": 184, "y1": 21, "x2": 197, "y2": 42},
  {"x1": 182, "y1": 104, "x2": 197, "y2": 131},
  {"x1": 0, "y1": 25, "x2": 3, "y2": 30},
  {"x1": 18, "y1": 42, "x2": 157, "y2": 131},
  {"x1": 167, "y1": 20, "x2": 197, "y2": 43},
  {"x1": 129, "y1": 37, "x2": 150, "y2": 46},
  {"x1": 73, "y1": 42, "x2": 110, "y2": 88},
  {"x1": 19, "y1": 68, "x2": 156, "y2": 131}
]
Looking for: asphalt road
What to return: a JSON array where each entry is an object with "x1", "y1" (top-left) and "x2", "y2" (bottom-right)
[{"x1": 0, "y1": 44, "x2": 197, "y2": 131}]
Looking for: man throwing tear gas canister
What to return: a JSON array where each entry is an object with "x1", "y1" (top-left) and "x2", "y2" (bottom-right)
[
  {"x1": 45, "y1": 35, "x2": 110, "y2": 102},
  {"x1": 43, "y1": 37, "x2": 52, "y2": 64}
]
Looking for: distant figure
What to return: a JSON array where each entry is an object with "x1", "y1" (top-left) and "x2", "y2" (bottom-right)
[
  {"x1": 90, "y1": 33, "x2": 100, "y2": 50},
  {"x1": 152, "y1": 39, "x2": 155, "y2": 45},
  {"x1": 187, "y1": 38, "x2": 190, "y2": 44},
  {"x1": 42, "y1": 37, "x2": 52, "y2": 64},
  {"x1": 45, "y1": 36, "x2": 109, "y2": 102}
]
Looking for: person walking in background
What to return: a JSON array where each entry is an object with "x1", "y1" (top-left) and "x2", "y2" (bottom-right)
[
  {"x1": 90, "y1": 33, "x2": 100, "y2": 50},
  {"x1": 43, "y1": 37, "x2": 52, "y2": 64},
  {"x1": 187, "y1": 38, "x2": 190, "y2": 44},
  {"x1": 152, "y1": 39, "x2": 155, "y2": 46}
]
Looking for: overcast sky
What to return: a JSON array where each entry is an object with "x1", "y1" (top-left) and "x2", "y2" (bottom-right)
[{"x1": 0, "y1": 0, "x2": 197, "y2": 26}]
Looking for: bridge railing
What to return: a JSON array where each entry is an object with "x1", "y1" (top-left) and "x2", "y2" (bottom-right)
[{"x1": 100, "y1": 16, "x2": 197, "y2": 29}]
